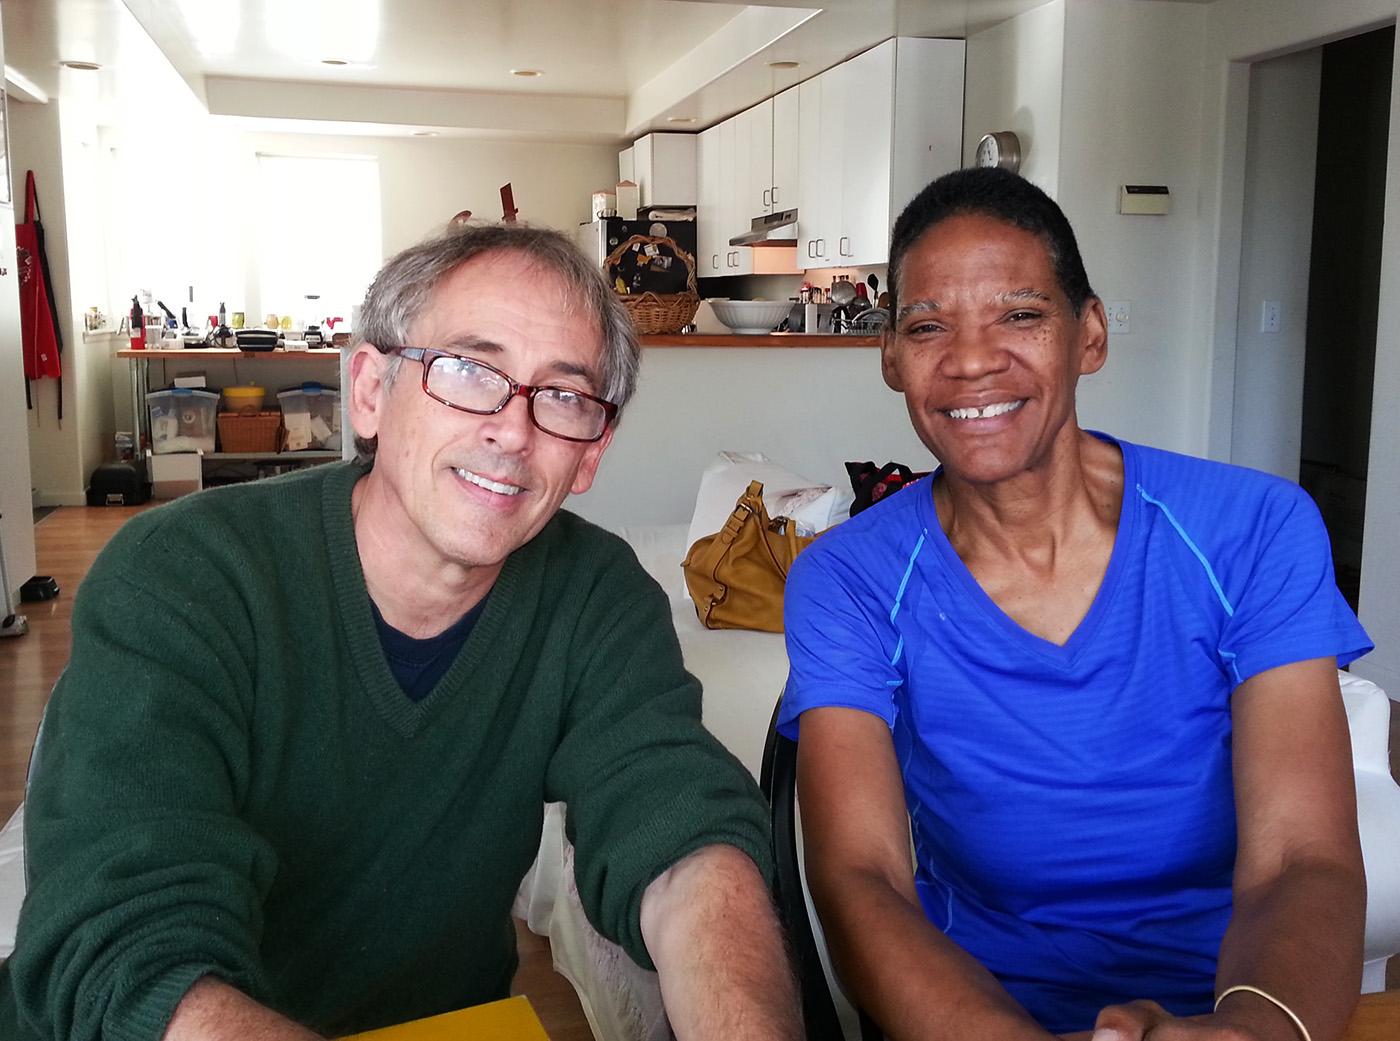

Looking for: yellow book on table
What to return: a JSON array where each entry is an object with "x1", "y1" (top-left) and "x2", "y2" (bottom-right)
[{"x1": 339, "y1": 995, "x2": 550, "y2": 1040}]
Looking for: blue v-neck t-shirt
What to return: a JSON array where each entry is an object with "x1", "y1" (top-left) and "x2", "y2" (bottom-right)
[{"x1": 778, "y1": 434, "x2": 1371, "y2": 1032}]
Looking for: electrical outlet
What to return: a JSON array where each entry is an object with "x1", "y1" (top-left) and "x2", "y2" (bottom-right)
[
  {"x1": 1261, "y1": 300, "x2": 1281, "y2": 334},
  {"x1": 1103, "y1": 300, "x2": 1131, "y2": 334}
]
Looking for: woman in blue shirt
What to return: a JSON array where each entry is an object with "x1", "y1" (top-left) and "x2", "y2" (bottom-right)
[{"x1": 780, "y1": 168, "x2": 1370, "y2": 1041}]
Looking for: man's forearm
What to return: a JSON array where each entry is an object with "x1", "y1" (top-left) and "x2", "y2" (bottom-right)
[
  {"x1": 163, "y1": 977, "x2": 322, "y2": 1041},
  {"x1": 640, "y1": 844, "x2": 802, "y2": 1041}
]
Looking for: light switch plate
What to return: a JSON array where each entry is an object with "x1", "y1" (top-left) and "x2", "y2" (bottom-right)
[
  {"x1": 1261, "y1": 300, "x2": 1281, "y2": 334},
  {"x1": 1104, "y1": 300, "x2": 1131, "y2": 334}
]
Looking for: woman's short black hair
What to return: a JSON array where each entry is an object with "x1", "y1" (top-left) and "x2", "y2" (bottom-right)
[{"x1": 887, "y1": 167, "x2": 1095, "y2": 320}]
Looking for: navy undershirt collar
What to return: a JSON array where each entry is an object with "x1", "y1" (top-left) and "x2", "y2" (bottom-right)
[{"x1": 371, "y1": 595, "x2": 489, "y2": 702}]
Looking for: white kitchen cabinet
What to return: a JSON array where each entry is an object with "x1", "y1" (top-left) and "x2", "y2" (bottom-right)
[
  {"x1": 771, "y1": 86, "x2": 799, "y2": 213},
  {"x1": 741, "y1": 99, "x2": 774, "y2": 216},
  {"x1": 697, "y1": 124, "x2": 723, "y2": 277},
  {"x1": 718, "y1": 117, "x2": 753, "y2": 276},
  {"x1": 630, "y1": 132, "x2": 698, "y2": 207},
  {"x1": 797, "y1": 37, "x2": 965, "y2": 270},
  {"x1": 839, "y1": 41, "x2": 894, "y2": 266},
  {"x1": 796, "y1": 77, "x2": 823, "y2": 264}
]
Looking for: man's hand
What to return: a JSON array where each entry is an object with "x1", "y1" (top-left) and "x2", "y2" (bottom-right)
[
  {"x1": 639, "y1": 844, "x2": 801, "y2": 1041},
  {"x1": 1078, "y1": 995, "x2": 1304, "y2": 1041}
]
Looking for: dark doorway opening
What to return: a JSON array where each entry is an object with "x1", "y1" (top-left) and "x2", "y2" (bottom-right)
[{"x1": 1298, "y1": 25, "x2": 1393, "y2": 611}]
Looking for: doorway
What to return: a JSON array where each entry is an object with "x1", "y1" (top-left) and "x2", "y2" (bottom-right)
[
  {"x1": 1297, "y1": 26, "x2": 1392, "y2": 611},
  {"x1": 1232, "y1": 27, "x2": 1391, "y2": 614}
]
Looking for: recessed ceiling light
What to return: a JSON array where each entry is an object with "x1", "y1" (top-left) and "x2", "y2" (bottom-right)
[
  {"x1": 510, "y1": 68, "x2": 543, "y2": 78},
  {"x1": 321, "y1": 58, "x2": 350, "y2": 66},
  {"x1": 411, "y1": 130, "x2": 438, "y2": 137},
  {"x1": 666, "y1": 116, "x2": 697, "y2": 124},
  {"x1": 767, "y1": 60, "x2": 800, "y2": 69},
  {"x1": 59, "y1": 60, "x2": 102, "y2": 71}
]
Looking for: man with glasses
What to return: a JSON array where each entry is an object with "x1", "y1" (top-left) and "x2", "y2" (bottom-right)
[{"x1": 1, "y1": 224, "x2": 799, "y2": 1041}]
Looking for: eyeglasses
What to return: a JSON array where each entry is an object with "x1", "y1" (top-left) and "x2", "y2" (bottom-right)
[{"x1": 394, "y1": 347, "x2": 617, "y2": 443}]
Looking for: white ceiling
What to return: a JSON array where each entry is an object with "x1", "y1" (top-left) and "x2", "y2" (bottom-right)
[{"x1": 3, "y1": 0, "x2": 1063, "y2": 142}]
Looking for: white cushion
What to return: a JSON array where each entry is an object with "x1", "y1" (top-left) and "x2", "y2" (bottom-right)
[{"x1": 684, "y1": 452, "x2": 841, "y2": 563}]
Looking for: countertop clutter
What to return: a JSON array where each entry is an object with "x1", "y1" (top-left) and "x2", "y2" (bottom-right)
[{"x1": 638, "y1": 333, "x2": 879, "y2": 347}]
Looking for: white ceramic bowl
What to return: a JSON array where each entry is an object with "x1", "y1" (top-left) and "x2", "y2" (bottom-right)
[{"x1": 708, "y1": 299, "x2": 791, "y2": 335}]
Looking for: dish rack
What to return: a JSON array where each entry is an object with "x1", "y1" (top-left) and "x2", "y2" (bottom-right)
[{"x1": 840, "y1": 306, "x2": 890, "y2": 335}]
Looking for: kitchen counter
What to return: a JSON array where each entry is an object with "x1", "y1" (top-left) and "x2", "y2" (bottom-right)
[{"x1": 639, "y1": 333, "x2": 880, "y2": 348}]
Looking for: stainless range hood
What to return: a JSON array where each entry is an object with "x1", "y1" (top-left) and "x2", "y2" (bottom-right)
[{"x1": 729, "y1": 208, "x2": 799, "y2": 247}]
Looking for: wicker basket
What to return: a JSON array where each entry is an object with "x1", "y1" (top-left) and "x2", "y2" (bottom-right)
[
  {"x1": 605, "y1": 234, "x2": 700, "y2": 335},
  {"x1": 217, "y1": 410, "x2": 283, "y2": 454}
]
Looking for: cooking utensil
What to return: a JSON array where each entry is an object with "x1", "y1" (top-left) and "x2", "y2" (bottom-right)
[
  {"x1": 829, "y1": 276, "x2": 857, "y2": 306},
  {"x1": 868, "y1": 274, "x2": 880, "y2": 304}
]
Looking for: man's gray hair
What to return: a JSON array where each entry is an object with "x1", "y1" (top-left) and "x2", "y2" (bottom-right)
[{"x1": 352, "y1": 222, "x2": 640, "y2": 461}]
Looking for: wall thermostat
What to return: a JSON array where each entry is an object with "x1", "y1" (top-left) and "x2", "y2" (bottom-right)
[{"x1": 1119, "y1": 185, "x2": 1170, "y2": 215}]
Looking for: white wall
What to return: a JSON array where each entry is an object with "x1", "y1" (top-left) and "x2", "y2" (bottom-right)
[
  {"x1": 233, "y1": 131, "x2": 618, "y2": 271},
  {"x1": 0, "y1": 16, "x2": 37, "y2": 594},
  {"x1": 1058, "y1": 0, "x2": 1212, "y2": 456},
  {"x1": 1230, "y1": 50, "x2": 1322, "y2": 482},
  {"x1": 962, "y1": 0, "x2": 1064, "y2": 196},
  {"x1": 570, "y1": 346, "x2": 931, "y2": 531},
  {"x1": 10, "y1": 100, "x2": 83, "y2": 504},
  {"x1": 1200, "y1": 0, "x2": 1400, "y2": 690}
]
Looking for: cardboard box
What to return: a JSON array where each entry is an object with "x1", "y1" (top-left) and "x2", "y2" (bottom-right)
[{"x1": 148, "y1": 451, "x2": 203, "y2": 499}]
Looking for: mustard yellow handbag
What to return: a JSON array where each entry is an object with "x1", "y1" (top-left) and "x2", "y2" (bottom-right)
[{"x1": 681, "y1": 480, "x2": 817, "y2": 633}]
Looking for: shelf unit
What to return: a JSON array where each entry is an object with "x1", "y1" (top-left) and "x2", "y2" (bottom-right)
[{"x1": 119, "y1": 349, "x2": 348, "y2": 486}]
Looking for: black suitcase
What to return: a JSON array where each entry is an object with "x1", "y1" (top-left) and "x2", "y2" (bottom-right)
[{"x1": 87, "y1": 462, "x2": 150, "y2": 506}]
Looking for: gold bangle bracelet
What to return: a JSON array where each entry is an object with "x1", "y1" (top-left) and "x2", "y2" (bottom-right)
[{"x1": 1214, "y1": 984, "x2": 1312, "y2": 1041}]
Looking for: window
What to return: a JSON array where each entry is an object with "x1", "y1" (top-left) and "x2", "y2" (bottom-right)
[{"x1": 255, "y1": 154, "x2": 381, "y2": 329}]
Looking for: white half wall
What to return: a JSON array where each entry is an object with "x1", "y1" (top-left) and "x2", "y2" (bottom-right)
[
  {"x1": 569, "y1": 346, "x2": 933, "y2": 532},
  {"x1": 1229, "y1": 49, "x2": 1322, "y2": 483},
  {"x1": 963, "y1": 0, "x2": 1064, "y2": 195}
]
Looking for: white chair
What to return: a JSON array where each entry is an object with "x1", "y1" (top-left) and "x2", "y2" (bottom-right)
[{"x1": 1340, "y1": 671, "x2": 1400, "y2": 991}]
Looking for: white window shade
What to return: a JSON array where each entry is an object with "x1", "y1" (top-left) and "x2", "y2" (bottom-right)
[{"x1": 256, "y1": 154, "x2": 381, "y2": 329}]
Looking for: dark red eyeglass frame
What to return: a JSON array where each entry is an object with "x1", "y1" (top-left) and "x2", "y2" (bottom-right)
[{"x1": 393, "y1": 346, "x2": 617, "y2": 443}]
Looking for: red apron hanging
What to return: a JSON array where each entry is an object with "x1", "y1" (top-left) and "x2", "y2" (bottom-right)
[{"x1": 16, "y1": 169, "x2": 63, "y2": 415}]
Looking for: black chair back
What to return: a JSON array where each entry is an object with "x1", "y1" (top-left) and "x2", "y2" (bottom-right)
[{"x1": 761, "y1": 696, "x2": 847, "y2": 1041}]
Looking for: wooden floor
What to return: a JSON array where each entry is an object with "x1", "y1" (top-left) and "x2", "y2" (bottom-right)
[
  {"x1": 0, "y1": 505, "x2": 594, "y2": 1041},
  {"x1": 3, "y1": 506, "x2": 1398, "y2": 1028}
]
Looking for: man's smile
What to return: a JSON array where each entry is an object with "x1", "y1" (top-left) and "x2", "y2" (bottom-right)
[{"x1": 452, "y1": 466, "x2": 525, "y2": 496}]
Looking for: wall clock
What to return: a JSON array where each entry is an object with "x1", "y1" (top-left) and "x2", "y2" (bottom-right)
[{"x1": 975, "y1": 131, "x2": 1022, "y2": 173}]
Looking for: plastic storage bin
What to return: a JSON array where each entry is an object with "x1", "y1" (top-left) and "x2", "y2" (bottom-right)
[
  {"x1": 147, "y1": 388, "x2": 219, "y2": 454},
  {"x1": 277, "y1": 383, "x2": 341, "y2": 452}
]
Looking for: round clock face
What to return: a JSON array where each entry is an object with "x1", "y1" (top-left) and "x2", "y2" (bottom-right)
[
  {"x1": 976, "y1": 131, "x2": 1022, "y2": 173},
  {"x1": 976, "y1": 134, "x2": 1000, "y2": 168}
]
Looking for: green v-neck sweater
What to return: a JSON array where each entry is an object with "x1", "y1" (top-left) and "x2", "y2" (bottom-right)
[{"x1": 0, "y1": 462, "x2": 771, "y2": 1041}]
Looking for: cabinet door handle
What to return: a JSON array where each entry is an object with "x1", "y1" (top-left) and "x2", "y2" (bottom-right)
[
  {"x1": 771, "y1": 186, "x2": 780, "y2": 204},
  {"x1": 817, "y1": 238, "x2": 825, "y2": 256},
  {"x1": 762, "y1": 188, "x2": 771, "y2": 208},
  {"x1": 806, "y1": 240, "x2": 815, "y2": 259},
  {"x1": 840, "y1": 236, "x2": 851, "y2": 256},
  {"x1": 712, "y1": 253, "x2": 719, "y2": 270}
]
